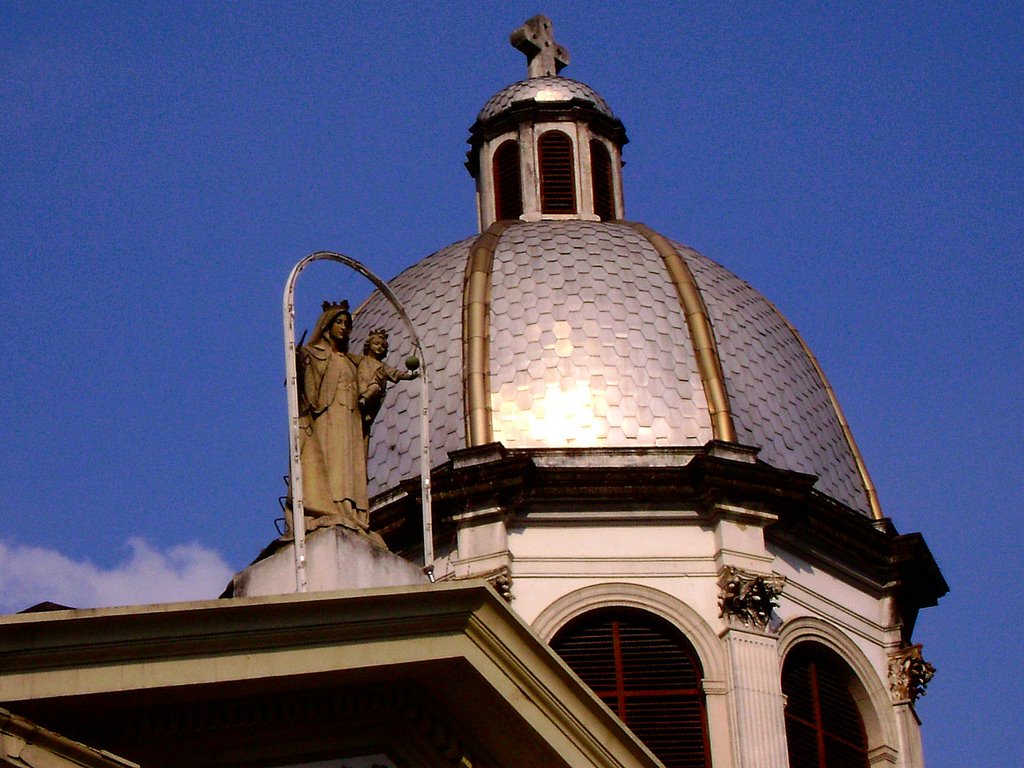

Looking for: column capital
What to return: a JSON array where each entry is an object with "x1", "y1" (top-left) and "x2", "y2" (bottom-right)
[{"x1": 718, "y1": 565, "x2": 785, "y2": 633}]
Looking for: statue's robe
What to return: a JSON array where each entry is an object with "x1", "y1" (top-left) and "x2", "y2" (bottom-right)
[{"x1": 299, "y1": 341, "x2": 367, "y2": 522}]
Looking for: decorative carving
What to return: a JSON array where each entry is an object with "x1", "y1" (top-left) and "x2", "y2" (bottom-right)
[
  {"x1": 485, "y1": 566, "x2": 513, "y2": 602},
  {"x1": 888, "y1": 644, "x2": 935, "y2": 703},
  {"x1": 296, "y1": 302, "x2": 417, "y2": 535},
  {"x1": 717, "y1": 566, "x2": 785, "y2": 631}
]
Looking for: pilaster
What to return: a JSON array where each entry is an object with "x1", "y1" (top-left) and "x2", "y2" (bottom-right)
[
  {"x1": 702, "y1": 679, "x2": 736, "y2": 768},
  {"x1": 712, "y1": 507, "x2": 788, "y2": 768},
  {"x1": 451, "y1": 504, "x2": 513, "y2": 595},
  {"x1": 888, "y1": 644, "x2": 932, "y2": 768},
  {"x1": 892, "y1": 704, "x2": 923, "y2": 768},
  {"x1": 710, "y1": 502, "x2": 776, "y2": 574},
  {"x1": 722, "y1": 626, "x2": 788, "y2": 768},
  {"x1": 573, "y1": 122, "x2": 600, "y2": 221},
  {"x1": 518, "y1": 122, "x2": 539, "y2": 220}
]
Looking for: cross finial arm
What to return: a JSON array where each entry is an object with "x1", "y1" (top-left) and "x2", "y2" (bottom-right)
[{"x1": 510, "y1": 15, "x2": 570, "y2": 78}]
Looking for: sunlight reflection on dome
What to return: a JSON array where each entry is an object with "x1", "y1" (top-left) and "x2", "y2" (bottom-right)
[{"x1": 493, "y1": 379, "x2": 604, "y2": 446}]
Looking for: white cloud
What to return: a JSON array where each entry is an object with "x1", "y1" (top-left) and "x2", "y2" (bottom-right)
[{"x1": 0, "y1": 537, "x2": 235, "y2": 613}]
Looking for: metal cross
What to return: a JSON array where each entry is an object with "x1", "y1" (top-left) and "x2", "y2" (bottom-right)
[{"x1": 510, "y1": 15, "x2": 570, "y2": 78}]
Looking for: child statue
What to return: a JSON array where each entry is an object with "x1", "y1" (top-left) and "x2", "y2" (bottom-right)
[{"x1": 358, "y1": 328, "x2": 419, "y2": 454}]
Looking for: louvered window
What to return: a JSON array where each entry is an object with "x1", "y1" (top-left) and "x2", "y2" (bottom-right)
[
  {"x1": 551, "y1": 608, "x2": 711, "y2": 768},
  {"x1": 493, "y1": 140, "x2": 523, "y2": 220},
  {"x1": 590, "y1": 139, "x2": 615, "y2": 220},
  {"x1": 782, "y1": 644, "x2": 869, "y2": 768},
  {"x1": 538, "y1": 130, "x2": 577, "y2": 213}
]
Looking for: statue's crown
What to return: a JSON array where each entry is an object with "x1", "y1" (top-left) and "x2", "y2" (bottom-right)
[
  {"x1": 321, "y1": 300, "x2": 349, "y2": 313},
  {"x1": 368, "y1": 327, "x2": 389, "y2": 339}
]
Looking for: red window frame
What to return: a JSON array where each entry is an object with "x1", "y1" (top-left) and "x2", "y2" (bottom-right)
[
  {"x1": 551, "y1": 608, "x2": 712, "y2": 768},
  {"x1": 492, "y1": 139, "x2": 523, "y2": 221},
  {"x1": 782, "y1": 644, "x2": 870, "y2": 768},
  {"x1": 538, "y1": 130, "x2": 577, "y2": 214}
]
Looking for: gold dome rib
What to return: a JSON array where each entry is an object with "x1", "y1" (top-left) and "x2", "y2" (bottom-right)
[
  {"x1": 462, "y1": 220, "x2": 512, "y2": 447},
  {"x1": 625, "y1": 222, "x2": 737, "y2": 443},
  {"x1": 766, "y1": 304, "x2": 884, "y2": 520}
]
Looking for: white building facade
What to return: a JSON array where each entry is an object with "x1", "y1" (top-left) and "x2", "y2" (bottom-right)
[
  {"x1": 0, "y1": 16, "x2": 944, "y2": 768},
  {"x1": 355, "y1": 16, "x2": 946, "y2": 768}
]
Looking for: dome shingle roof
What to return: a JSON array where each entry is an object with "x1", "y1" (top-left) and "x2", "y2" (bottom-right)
[
  {"x1": 354, "y1": 220, "x2": 875, "y2": 517},
  {"x1": 476, "y1": 76, "x2": 615, "y2": 123}
]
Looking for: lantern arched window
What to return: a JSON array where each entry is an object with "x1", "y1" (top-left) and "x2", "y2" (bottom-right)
[
  {"x1": 492, "y1": 139, "x2": 523, "y2": 221},
  {"x1": 590, "y1": 139, "x2": 615, "y2": 220},
  {"x1": 538, "y1": 130, "x2": 577, "y2": 214}
]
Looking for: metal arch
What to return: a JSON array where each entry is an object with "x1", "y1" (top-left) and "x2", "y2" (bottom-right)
[{"x1": 283, "y1": 251, "x2": 434, "y2": 593}]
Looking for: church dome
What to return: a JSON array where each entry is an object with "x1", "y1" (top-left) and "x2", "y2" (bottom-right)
[
  {"x1": 354, "y1": 219, "x2": 877, "y2": 518},
  {"x1": 476, "y1": 76, "x2": 615, "y2": 122},
  {"x1": 352, "y1": 16, "x2": 879, "y2": 520}
]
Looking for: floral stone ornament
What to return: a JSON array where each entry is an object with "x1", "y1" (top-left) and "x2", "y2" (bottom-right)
[
  {"x1": 888, "y1": 644, "x2": 935, "y2": 703},
  {"x1": 717, "y1": 566, "x2": 785, "y2": 631}
]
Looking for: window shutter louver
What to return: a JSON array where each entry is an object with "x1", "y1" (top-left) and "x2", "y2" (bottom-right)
[
  {"x1": 552, "y1": 608, "x2": 711, "y2": 768},
  {"x1": 782, "y1": 644, "x2": 870, "y2": 768},
  {"x1": 590, "y1": 139, "x2": 615, "y2": 220},
  {"x1": 493, "y1": 140, "x2": 523, "y2": 220},
  {"x1": 538, "y1": 130, "x2": 577, "y2": 213}
]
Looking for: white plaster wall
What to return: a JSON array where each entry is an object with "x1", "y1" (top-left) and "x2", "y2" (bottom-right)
[
  {"x1": 508, "y1": 518, "x2": 901, "y2": 666},
  {"x1": 500, "y1": 511, "x2": 917, "y2": 767},
  {"x1": 508, "y1": 520, "x2": 722, "y2": 629},
  {"x1": 769, "y1": 541, "x2": 902, "y2": 688},
  {"x1": 232, "y1": 527, "x2": 430, "y2": 597}
]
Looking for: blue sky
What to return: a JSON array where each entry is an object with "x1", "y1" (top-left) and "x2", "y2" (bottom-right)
[{"x1": 1, "y1": 3, "x2": 1021, "y2": 765}]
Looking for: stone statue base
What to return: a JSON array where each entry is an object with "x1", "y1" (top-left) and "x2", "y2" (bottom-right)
[
  {"x1": 280, "y1": 509, "x2": 387, "y2": 550},
  {"x1": 304, "y1": 512, "x2": 387, "y2": 549},
  {"x1": 230, "y1": 525, "x2": 429, "y2": 597}
]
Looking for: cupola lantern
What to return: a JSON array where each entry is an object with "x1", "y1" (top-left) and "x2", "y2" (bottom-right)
[{"x1": 467, "y1": 15, "x2": 629, "y2": 231}]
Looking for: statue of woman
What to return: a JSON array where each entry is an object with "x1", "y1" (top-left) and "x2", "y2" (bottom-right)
[{"x1": 297, "y1": 301, "x2": 368, "y2": 529}]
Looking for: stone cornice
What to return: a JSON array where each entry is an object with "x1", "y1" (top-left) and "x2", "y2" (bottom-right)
[
  {"x1": 0, "y1": 707, "x2": 139, "y2": 768},
  {"x1": 371, "y1": 443, "x2": 947, "y2": 635},
  {"x1": 466, "y1": 99, "x2": 628, "y2": 176},
  {"x1": 0, "y1": 582, "x2": 661, "y2": 768},
  {"x1": 0, "y1": 584, "x2": 482, "y2": 680}
]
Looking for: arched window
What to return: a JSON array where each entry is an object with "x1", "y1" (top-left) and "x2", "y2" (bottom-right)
[
  {"x1": 538, "y1": 130, "x2": 577, "y2": 214},
  {"x1": 590, "y1": 139, "x2": 615, "y2": 220},
  {"x1": 492, "y1": 140, "x2": 523, "y2": 220},
  {"x1": 782, "y1": 643, "x2": 869, "y2": 768},
  {"x1": 551, "y1": 607, "x2": 711, "y2": 768}
]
